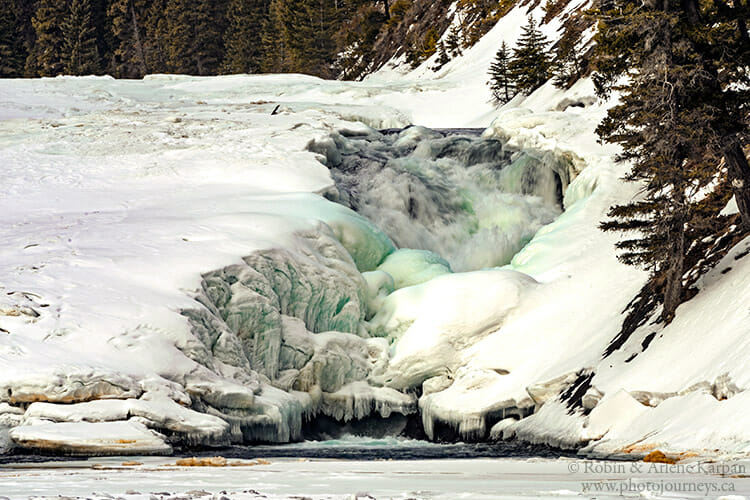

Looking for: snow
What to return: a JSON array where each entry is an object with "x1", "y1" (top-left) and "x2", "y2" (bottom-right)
[{"x1": 2, "y1": 0, "x2": 750, "y2": 464}]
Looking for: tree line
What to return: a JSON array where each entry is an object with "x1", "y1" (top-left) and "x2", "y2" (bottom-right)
[{"x1": 0, "y1": 0, "x2": 398, "y2": 79}]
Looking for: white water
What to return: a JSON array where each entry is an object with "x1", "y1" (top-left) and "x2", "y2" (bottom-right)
[{"x1": 314, "y1": 126, "x2": 562, "y2": 272}]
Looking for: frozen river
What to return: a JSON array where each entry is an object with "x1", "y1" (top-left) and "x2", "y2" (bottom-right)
[{"x1": 0, "y1": 452, "x2": 748, "y2": 500}]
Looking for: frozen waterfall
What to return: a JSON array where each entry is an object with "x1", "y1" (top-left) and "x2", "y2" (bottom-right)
[{"x1": 310, "y1": 126, "x2": 563, "y2": 272}]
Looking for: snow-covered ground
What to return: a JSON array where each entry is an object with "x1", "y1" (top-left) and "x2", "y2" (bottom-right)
[
  {"x1": 1, "y1": 456, "x2": 749, "y2": 500},
  {"x1": 1, "y1": 0, "x2": 749, "y2": 470}
]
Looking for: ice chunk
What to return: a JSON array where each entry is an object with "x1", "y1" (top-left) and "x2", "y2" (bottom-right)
[
  {"x1": 361, "y1": 270, "x2": 395, "y2": 318},
  {"x1": 376, "y1": 248, "x2": 452, "y2": 290}
]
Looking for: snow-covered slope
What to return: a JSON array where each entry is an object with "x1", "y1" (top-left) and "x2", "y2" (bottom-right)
[{"x1": 1, "y1": 3, "x2": 749, "y2": 459}]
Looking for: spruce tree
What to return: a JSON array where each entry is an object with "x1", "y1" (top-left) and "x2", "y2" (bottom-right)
[
  {"x1": 488, "y1": 41, "x2": 515, "y2": 104},
  {"x1": 508, "y1": 16, "x2": 552, "y2": 94},
  {"x1": 260, "y1": 0, "x2": 288, "y2": 73},
  {"x1": 594, "y1": 0, "x2": 723, "y2": 321},
  {"x1": 0, "y1": 0, "x2": 24, "y2": 77},
  {"x1": 61, "y1": 0, "x2": 100, "y2": 75},
  {"x1": 26, "y1": 0, "x2": 68, "y2": 76}
]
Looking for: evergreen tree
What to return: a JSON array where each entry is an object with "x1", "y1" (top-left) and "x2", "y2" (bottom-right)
[
  {"x1": 143, "y1": 0, "x2": 170, "y2": 74},
  {"x1": 508, "y1": 16, "x2": 552, "y2": 94},
  {"x1": 223, "y1": 0, "x2": 269, "y2": 74},
  {"x1": 14, "y1": 0, "x2": 39, "y2": 64},
  {"x1": 445, "y1": 25, "x2": 462, "y2": 57},
  {"x1": 260, "y1": 0, "x2": 288, "y2": 72},
  {"x1": 431, "y1": 41, "x2": 450, "y2": 71},
  {"x1": 488, "y1": 41, "x2": 515, "y2": 104},
  {"x1": 61, "y1": 0, "x2": 100, "y2": 75},
  {"x1": 90, "y1": 0, "x2": 114, "y2": 72},
  {"x1": 0, "y1": 0, "x2": 24, "y2": 76},
  {"x1": 551, "y1": 22, "x2": 584, "y2": 89},
  {"x1": 26, "y1": 0, "x2": 68, "y2": 76},
  {"x1": 108, "y1": 0, "x2": 149, "y2": 77},
  {"x1": 593, "y1": 0, "x2": 750, "y2": 230},
  {"x1": 271, "y1": 0, "x2": 339, "y2": 77},
  {"x1": 164, "y1": 0, "x2": 225, "y2": 75},
  {"x1": 694, "y1": 0, "x2": 750, "y2": 229},
  {"x1": 333, "y1": 3, "x2": 387, "y2": 80},
  {"x1": 594, "y1": 0, "x2": 723, "y2": 321}
]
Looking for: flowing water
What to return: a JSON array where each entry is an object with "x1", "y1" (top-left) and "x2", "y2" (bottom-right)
[{"x1": 315, "y1": 126, "x2": 564, "y2": 271}]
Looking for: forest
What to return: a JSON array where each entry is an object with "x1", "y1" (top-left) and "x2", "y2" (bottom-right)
[{"x1": 0, "y1": 0, "x2": 516, "y2": 80}]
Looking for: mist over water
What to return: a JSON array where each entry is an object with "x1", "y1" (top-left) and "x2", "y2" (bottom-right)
[{"x1": 317, "y1": 126, "x2": 562, "y2": 271}]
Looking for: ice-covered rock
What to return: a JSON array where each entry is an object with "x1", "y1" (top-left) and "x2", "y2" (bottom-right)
[
  {"x1": 320, "y1": 381, "x2": 417, "y2": 422},
  {"x1": 420, "y1": 368, "x2": 531, "y2": 440},
  {"x1": 0, "y1": 367, "x2": 142, "y2": 405},
  {"x1": 10, "y1": 420, "x2": 172, "y2": 455},
  {"x1": 489, "y1": 417, "x2": 519, "y2": 441},
  {"x1": 22, "y1": 395, "x2": 230, "y2": 446},
  {"x1": 371, "y1": 269, "x2": 537, "y2": 390},
  {"x1": 185, "y1": 228, "x2": 370, "y2": 380}
]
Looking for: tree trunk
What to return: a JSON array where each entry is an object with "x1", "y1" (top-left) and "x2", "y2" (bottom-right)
[
  {"x1": 662, "y1": 219, "x2": 685, "y2": 323},
  {"x1": 130, "y1": 2, "x2": 147, "y2": 76},
  {"x1": 722, "y1": 137, "x2": 750, "y2": 229}
]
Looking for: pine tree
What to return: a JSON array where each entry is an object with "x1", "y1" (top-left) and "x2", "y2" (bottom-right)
[
  {"x1": 61, "y1": 0, "x2": 100, "y2": 75},
  {"x1": 332, "y1": 3, "x2": 387, "y2": 80},
  {"x1": 488, "y1": 41, "x2": 515, "y2": 104},
  {"x1": 594, "y1": 0, "x2": 723, "y2": 321},
  {"x1": 14, "y1": 0, "x2": 39, "y2": 62},
  {"x1": 90, "y1": 0, "x2": 114, "y2": 72},
  {"x1": 0, "y1": 0, "x2": 24, "y2": 76},
  {"x1": 26, "y1": 0, "x2": 68, "y2": 76},
  {"x1": 508, "y1": 16, "x2": 552, "y2": 94},
  {"x1": 593, "y1": 0, "x2": 750, "y2": 230},
  {"x1": 223, "y1": 0, "x2": 269, "y2": 74}
]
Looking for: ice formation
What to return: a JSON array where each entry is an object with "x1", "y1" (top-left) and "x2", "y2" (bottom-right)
[{"x1": 2, "y1": 1, "x2": 750, "y2": 457}]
